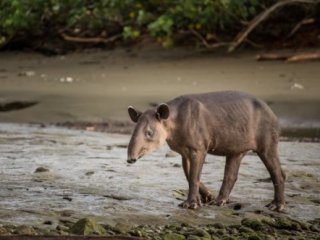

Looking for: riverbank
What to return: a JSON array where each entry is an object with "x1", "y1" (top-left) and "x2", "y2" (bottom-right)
[{"x1": 0, "y1": 48, "x2": 319, "y2": 133}]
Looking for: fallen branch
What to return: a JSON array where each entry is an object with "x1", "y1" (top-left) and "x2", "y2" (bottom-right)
[
  {"x1": 287, "y1": 52, "x2": 320, "y2": 62},
  {"x1": 256, "y1": 53, "x2": 292, "y2": 61},
  {"x1": 245, "y1": 39, "x2": 264, "y2": 49},
  {"x1": 287, "y1": 18, "x2": 315, "y2": 38},
  {"x1": 228, "y1": 0, "x2": 318, "y2": 53},
  {"x1": 189, "y1": 29, "x2": 212, "y2": 48},
  {"x1": 61, "y1": 33, "x2": 121, "y2": 44},
  {"x1": 189, "y1": 29, "x2": 230, "y2": 49},
  {"x1": 256, "y1": 52, "x2": 320, "y2": 62}
]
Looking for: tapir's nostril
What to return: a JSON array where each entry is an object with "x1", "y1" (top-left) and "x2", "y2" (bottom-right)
[{"x1": 127, "y1": 159, "x2": 137, "y2": 164}]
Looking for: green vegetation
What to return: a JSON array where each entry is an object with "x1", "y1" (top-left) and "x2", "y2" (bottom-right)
[{"x1": 0, "y1": 0, "x2": 319, "y2": 51}]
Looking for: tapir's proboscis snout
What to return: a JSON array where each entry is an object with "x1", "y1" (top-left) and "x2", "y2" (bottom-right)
[
  {"x1": 127, "y1": 158, "x2": 136, "y2": 164},
  {"x1": 127, "y1": 91, "x2": 286, "y2": 212}
]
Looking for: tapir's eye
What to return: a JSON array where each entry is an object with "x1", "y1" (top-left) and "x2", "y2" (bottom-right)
[{"x1": 145, "y1": 130, "x2": 153, "y2": 139}]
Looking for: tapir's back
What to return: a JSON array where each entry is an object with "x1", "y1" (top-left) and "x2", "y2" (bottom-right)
[
  {"x1": 184, "y1": 91, "x2": 261, "y2": 108},
  {"x1": 171, "y1": 91, "x2": 275, "y2": 118},
  {"x1": 168, "y1": 91, "x2": 279, "y2": 154}
]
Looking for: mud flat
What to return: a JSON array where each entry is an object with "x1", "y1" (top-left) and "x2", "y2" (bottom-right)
[
  {"x1": 0, "y1": 48, "x2": 319, "y2": 132},
  {"x1": 0, "y1": 123, "x2": 319, "y2": 238}
]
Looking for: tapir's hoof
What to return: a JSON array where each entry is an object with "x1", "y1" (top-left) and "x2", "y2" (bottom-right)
[
  {"x1": 266, "y1": 201, "x2": 286, "y2": 212},
  {"x1": 201, "y1": 191, "x2": 214, "y2": 204},
  {"x1": 213, "y1": 197, "x2": 229, "y2": 206},
  {"x1": 127, "y1": 159, "x2": 136, "y2": 164},
  {"x1": 179, "y1": 200, "x2": 202, "y2": 209}
]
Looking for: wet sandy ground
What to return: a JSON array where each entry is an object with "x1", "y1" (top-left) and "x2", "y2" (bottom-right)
[
  {"x1": 0, "y1": 48, "x2": 319, "y2": 129},
  {"x1": 0, "y1": 123, "x2": 319, "y2": 229}
]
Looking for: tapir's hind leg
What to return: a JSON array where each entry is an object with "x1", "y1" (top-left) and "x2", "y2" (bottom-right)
[
  {"x1": 199, "y1": 182, "x2": 214, "y2": 203},
  {"x1": 257, "y1": 143, "x2": 285, "y2": 212},
  {"x1": 215, "y1": 153, "x2": 245, "y2": 206}
]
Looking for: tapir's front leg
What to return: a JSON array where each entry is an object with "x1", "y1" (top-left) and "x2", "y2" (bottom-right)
[
  {"x1": 181, "y1": 157, "x2": 213, "y2": 204},
  {"x1": 179, "y1": 151, "x2": 205, "y2": 209}
]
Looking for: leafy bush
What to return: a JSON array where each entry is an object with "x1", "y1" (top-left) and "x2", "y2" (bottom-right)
[{"x1": 1, "y1": 0, "x2": 312, "y2": 49}]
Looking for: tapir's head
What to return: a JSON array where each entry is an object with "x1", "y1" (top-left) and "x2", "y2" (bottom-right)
[{"x1": 127, "y1": 104, "x2": 170, "y2": 164}]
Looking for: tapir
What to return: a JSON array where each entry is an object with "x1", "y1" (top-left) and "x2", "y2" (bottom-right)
[{"x1": 127, "y1": 91, "x2": 285, "y2": 211}]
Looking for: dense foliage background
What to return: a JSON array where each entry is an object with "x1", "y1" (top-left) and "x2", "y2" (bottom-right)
[{"x1": 0, "y1": 0, "x2": 319, "y2": 52}]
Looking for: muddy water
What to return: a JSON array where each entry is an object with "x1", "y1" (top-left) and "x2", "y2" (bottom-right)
[
  {"x1": 0, "y1": 123, "x2": 319, "y2": 228},
  {"x1": 0, "y1": 48, "x2": 319, "y2": 129}
]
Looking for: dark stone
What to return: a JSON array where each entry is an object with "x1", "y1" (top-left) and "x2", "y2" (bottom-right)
[
  {"x1": 213, "y1": 223, "x2": 225, "y2": 229},
  {"x1": 14, "y1": 225, "x2": 37, "y2": 235},
  {"x1": 63, "y1": 196, "x2": 73, "y2": 202},
  {"x1": 241, "y1": 218, "x2": 264, "y2": 231},
  {"x1": 274, "y1": 218, "x2": 302, "y2": 231},
  {"x1": 34, "y1": 167, "x2": 49, "y2": 173},
  {"x1": 85, "y1": 171, "x2": 95, "y2": 176},
  {"x1": 0, "y1": 226, "x2": 8, "y2": 235},
  {"x1": 69, "y1": 218, "x2": 106, "y2": 235}
]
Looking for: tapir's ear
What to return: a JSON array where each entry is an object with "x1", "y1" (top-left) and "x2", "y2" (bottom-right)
[
  {"x1": 156, "y1": 103, "x2": 170, "y2": 120},
  {"x1": 128, "y1": 106, "x2": 142, "y2": 123}
]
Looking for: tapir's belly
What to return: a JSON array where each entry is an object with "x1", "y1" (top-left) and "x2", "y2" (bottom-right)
[{"x1": 207, "y1": 130, "x2": 257, "y2": 156}]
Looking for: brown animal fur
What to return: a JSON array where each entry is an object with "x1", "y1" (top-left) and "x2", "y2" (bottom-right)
[{"x1": 127, "y1": 91, "x2": 285, "y2": 211}]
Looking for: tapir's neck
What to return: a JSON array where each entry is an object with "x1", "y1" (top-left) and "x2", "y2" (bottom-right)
[
  {"x1": 162, "y1": 103, "x2": 178, "y2": 143},
  {"x1": 163, "y1": 119, "x2": 174, "y2": 140}
]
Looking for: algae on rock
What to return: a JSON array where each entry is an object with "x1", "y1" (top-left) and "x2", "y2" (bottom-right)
[
  {"x1": 164, "y1": 232, "x2": 186, "y2": 240},
  {"x1": 241, "y1": 218, "x2": 264, "y2": 231},
  {"x1": 69, "y1": 218, "x2": 106, "y2": 235}
]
